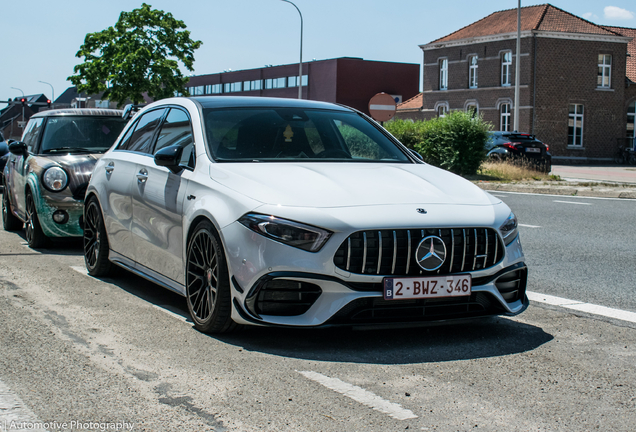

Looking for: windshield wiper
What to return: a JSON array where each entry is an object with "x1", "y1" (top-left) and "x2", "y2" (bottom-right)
[{"x1": 43, "y1": 147, "x2": 107, "y2": 154}]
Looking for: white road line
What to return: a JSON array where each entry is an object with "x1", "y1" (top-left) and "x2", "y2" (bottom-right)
[
  {"x1": 0, "y1": 378, "x2": 49, "y2": 431},
  {"x1": 482, "y1": 190, "x2": 633, "y2": 201},
  {"x1": 528, "y1": 291, "x2": 636, "y2": 324},
  {"x1": 553, "y1": 200, "x2": 591, "y2": 205},
  {"x1": 518, "y1": 224, "x2": 541, "y2": 228},
  {"x1": 298, "y1": 371, "x2": 417, "y2": 420}
]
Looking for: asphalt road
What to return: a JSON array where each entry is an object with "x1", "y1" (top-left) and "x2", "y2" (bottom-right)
[
  {"x1": 488, "y1": 191, "x2": 636, "y2": 313},
  {"x1": 1, "y1": 192, "x2": 636, "y2": 432}
]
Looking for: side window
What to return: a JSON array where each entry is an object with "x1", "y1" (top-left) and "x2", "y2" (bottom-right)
[
  {"x1": 21, "y1": 118, "x2": 44, "y2": 153},
  {"x1": 115, "y1": 120, "x2": 138, "y2": 151},
  {"x1": 125, "y1": 109, "x2": 166, "y2": 154},
  {"x1": 155, "y1": 108, "x2": 195, "y2": 169}
]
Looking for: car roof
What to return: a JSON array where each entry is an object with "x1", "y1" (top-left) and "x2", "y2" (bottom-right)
[
  {"x1": 191, "y1": 96, "x2": 353, "y2": 112},
  {"x1": 30, "y1": 108, "x2": 124, "y2": 119}
]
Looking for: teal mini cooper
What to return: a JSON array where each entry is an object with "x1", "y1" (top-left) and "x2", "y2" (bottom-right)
[{"x1": 2, "y1": 109, "x2": 128, "y2": 248}]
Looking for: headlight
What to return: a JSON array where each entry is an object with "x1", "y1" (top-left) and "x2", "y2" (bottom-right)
[
  {"x1": 42, "y1": 167, "x2": 69, "y2": 192},
  {"x1": 499, "y1": 211, "x2": 518, "y2": 245},
  {"x1": 239, "y1": 213, "x2": 332, "y2": 252}
]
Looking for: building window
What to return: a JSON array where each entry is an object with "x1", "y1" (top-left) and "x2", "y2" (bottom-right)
[
  {"x1": 251, "y1": 80, "x2": 263, "y2": 90},
  {"x1": 302, "y1": 75, "x2": 308, "y2": 86},
  {"x1": 190, "y1": 86, "x2": 204, "y2": 95},
  {"x1": 224, "y1": 83, "x2": 231, "y2": 93},
  {"x1": 568, "y1": 104, "x2": 584, "y2": 146},
  {"x1": 468, "y1": 55, "x2": 478, "y2": 88},
  {"x1": 210, "y1": 84, "x2": 222, "y2": 94},
  {"x1": 230, "y1": 82, "x2": 242, "y2": 92},
  {"x1": 274, "y1": 77, "x2": 286, "y2": 88},
  {"x1": 598, "y1": 54, "x2": 612, "y2": 88},
  {"x1": 501, "y1": 51, "x2": 512, "y2": 86},
  {"x1": 265, "y1": 79, "x2": 273, "y2": 89},
  {"x1": 436, "y1": 104, "x2": 448, "y2": 118},
  {"x1": 244, "y1": 81, "x2": 251, "y2": 91},
  {"x1": 500, "y1": 104, "x2": 511, "y2": 131},
  {"x1": 439, "y1": 58, "x2": 448, "y2": 90},
  {"x1": 288, "y1": 76, "x2": 298, "y2": 87},
  {"x1": 627, "y1": 102, "x2": 635, "y2": 145},
  {"x1": 466, "y1": 103, "x2": 478, "y2": 118}
]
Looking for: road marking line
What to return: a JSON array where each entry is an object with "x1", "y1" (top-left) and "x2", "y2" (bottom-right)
[
  {"x1": 483, "y1": 190, "x2": 632, "y2": 201},
  {"x1": 298, "y1": 371, "x2": 417, "y2": 420},
  {"x1": 518, "y1": 224, "x2": 541, "y2": 228},
  {"x1": 553, "y1": 200, "x2": 592, "y2": 205},
  {"x1": 528, "y1": 291, "x2": 636, "y2": 324},
  {"x1": 0, "y1": 377, "x2": 49, "y2": 431}
]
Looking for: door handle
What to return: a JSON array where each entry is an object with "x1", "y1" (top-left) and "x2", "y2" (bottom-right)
[
  {"x1": 136, "y1": 169, "x2": 148, "y2": 183},
  {"x1": 105, "y1": 162, "x2": 115, "y2": 173}
]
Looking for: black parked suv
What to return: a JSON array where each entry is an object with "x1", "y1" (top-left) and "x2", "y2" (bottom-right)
[{"x1": 487, "y1": 132, "x2": 552, "y2": 173}]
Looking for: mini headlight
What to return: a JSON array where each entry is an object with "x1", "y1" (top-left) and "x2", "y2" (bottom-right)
[
  {"x1": 238, "y1": 213, "x2": 332, "y2": 252},
  {"x1": 499, "y1": 211, "x2": 518, "y2": 245},
  {"x1": 42, "y1": 166, "x2": 69, "y2": 192}
]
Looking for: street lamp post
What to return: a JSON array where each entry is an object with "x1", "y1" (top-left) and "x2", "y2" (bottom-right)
[
  {"x1": 280, "y1": 0, "x2": 303, "y2": 99},
  {"x1": 10, "y1": 86, "x2": 25, "y2": 125},
  {"x1": 513, "y1": 0, "x2": 521, "y2": 132},
  {"x1": 39, "y1": 81, "x2": 55, "y2": 107}
]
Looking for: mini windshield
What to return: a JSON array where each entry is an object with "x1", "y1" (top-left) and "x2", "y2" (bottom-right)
[
  {"x1": 203, "y1": 108, "x2": 410, "y2": 163},
  {"x1": 40, "y1": 116, "x2": 128, "y2": 154}
]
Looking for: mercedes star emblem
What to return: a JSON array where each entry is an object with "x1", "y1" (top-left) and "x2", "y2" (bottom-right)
[{"x1": 415, "y1": 236, "x2": 447, "y2": 271}]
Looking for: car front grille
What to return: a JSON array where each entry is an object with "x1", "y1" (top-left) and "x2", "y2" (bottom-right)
[{"x1": 333, "y1": 228, "x2": 504, "y2": 276}]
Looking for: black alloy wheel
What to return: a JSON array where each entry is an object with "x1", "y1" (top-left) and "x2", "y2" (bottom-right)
[
  {"x1": 2, "y1": 186, "x2": 22, "y2": 231},
  {"x1": 25, "y1": 191, "x2": 48, "y2": 248},
  {"x1": 185, "y1": 220, "x2": 235, "y2": 333},
  {"x1": 83, "y1": 197, "x2": 112, "y2": 276}
]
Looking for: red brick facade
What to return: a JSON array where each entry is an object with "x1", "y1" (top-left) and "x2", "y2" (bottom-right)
[{"x1": 397, "y1": 4, "x2": 635, "y2": 162}]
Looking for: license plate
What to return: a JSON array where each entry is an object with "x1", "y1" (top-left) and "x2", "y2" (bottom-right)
[
  {"x1": 384, "y1": 275, "x2": 471, "y2": 300},
  {"x1": 525, "y1": 147, "x2": 541, "y2": 153}
]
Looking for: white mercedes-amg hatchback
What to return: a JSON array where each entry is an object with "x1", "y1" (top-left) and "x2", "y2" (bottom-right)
[{"x1": 84, "y1": 96, "x2": 527, "y2": 333}]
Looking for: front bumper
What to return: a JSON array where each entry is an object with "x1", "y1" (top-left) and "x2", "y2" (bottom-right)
[
  {"x1": 35, "y1": 192, "x2": 85, "y2": 238},
  {"x1": 222, "y1": 221, "x2": 528, "y2": 328}
]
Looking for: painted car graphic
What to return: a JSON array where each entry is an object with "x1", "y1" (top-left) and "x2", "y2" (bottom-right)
[{"x1": 2, "y1": 109, "x2": 128, "y2": 247}]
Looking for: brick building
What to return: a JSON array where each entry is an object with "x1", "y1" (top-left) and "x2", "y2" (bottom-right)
[
  {"x1": 185, "y1": 57, "x2": 420, "y2": 117},
  {"x1": 397, "y1": 4, "x2": 636, "y2": 162}
]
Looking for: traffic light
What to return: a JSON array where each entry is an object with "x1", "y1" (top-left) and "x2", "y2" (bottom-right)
[
  {"x1": 20, "y1": 98, "x2": 26, "y2": 106},
  {"x1": 47, "y1": 99, "x2": 51, "y2": 108}
]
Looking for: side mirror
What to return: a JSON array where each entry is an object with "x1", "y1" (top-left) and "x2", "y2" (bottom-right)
[
  {"x1": 154, "y1": 145, "x2": 183, "y2": 174},
  {"x1": 8, "y1": 141, "x2": 28, "y2": 156},
  {"x1": 409, "y1": 149, "x2": 424, "y2": 161}
]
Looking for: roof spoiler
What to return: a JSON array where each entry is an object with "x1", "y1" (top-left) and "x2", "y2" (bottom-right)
[{"x1": 122, "y1": 104, "x2": 144, "y2": 120}]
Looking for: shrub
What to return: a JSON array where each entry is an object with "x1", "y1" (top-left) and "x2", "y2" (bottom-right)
[{"x1": 385, "y1": 112, "x2": 491, "y2": 176}]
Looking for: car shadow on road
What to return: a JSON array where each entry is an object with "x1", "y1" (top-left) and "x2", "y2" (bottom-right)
[
  {"x1": 84, "y1": 262, "x2": 553, "y2": 365},
  {"x1": 216, "y1": 316, "x2": 553, "y2": 365},
  {"x1": 13, "y1": 231, "x2": 85, "y2": 256}
]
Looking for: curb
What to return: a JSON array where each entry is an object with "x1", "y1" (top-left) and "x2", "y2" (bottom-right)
[{"x1": 473, "y1": 181, "x2": 636, "y2": 199}]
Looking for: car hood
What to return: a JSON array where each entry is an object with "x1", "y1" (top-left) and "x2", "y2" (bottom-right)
[{"x1": 209, "y1": 163, "x2": 498, "y2": 208}]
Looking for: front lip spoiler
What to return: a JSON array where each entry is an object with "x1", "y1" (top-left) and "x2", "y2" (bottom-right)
[{"x1": 237, "y1": 264, "x2": 529, "y2": 327}]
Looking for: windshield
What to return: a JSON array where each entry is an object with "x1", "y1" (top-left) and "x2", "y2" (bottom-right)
[
  {"x1": 40, "y1": 116, "x2": 128, "y2": 154},
  {"x1": 203, "y1": 108, "x2": 410, "y2": 163}
]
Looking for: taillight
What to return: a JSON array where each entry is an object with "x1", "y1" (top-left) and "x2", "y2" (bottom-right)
[
  {"x1": 544, "y1": 144, "x2": 549, "y2": 151},
  {"x1": 503, "y1": 142, "x2": 518, "y2": 151}
]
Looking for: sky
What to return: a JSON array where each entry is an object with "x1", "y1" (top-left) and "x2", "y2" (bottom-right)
[{"x1": 1, "y1": 0, "x2": 635, "y2": 109}]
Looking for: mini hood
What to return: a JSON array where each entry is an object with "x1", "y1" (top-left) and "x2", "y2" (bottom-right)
[
  {"x1": 46, "y1": 153, "x2": 102, "y2": 196},
  {"x1": 209, "y1": 163, "x2": 497, "y2": 208}
]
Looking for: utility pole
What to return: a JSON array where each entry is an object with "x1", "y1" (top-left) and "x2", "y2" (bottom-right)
[{"x1": 513, "y1": 0, "x2": 521, "y2": 131}]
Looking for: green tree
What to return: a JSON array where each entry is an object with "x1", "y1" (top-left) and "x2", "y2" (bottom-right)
[{"x1": 68, "y1": 3, "x2": 202, "y2": 106}]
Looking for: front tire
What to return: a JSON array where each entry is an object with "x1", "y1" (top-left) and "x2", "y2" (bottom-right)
[
  {"x1": 83, "y1": 197, "x2": 113, "y2": 276},
  {"x1": 2, "y1": 186, "x2": 22, "y2": 231},
  {"x1": 185, "y1": 220, "x2": 235, "y2": 334},
  {"x1": 25, "y1": 191, "x2": 48, "y2": 248}
]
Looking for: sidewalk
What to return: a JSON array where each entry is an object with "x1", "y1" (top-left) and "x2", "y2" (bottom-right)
[{"x1": 474, "y1": 164, "x2": 636, "y2": 199}]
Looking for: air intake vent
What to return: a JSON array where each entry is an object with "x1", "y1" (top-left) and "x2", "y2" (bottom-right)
[
  {"x1": 334, "y1": 228, "x2": 503, "y2": 276},
  {"x1": 253, "y1": 279, "x2": 321, "y2": 316}
]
